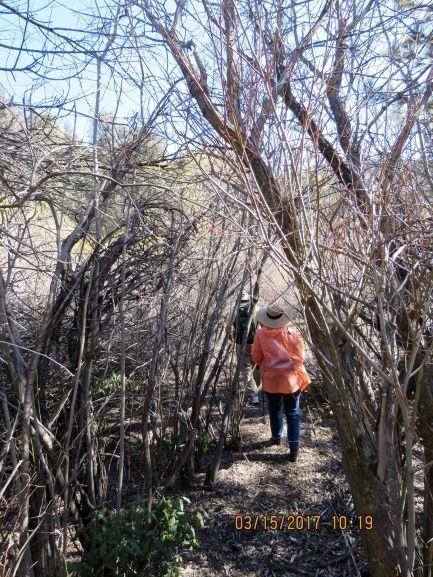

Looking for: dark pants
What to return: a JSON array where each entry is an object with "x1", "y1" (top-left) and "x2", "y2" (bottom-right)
[{"x1": 264, "y1": 390, "x2": 301, "y2": 450}]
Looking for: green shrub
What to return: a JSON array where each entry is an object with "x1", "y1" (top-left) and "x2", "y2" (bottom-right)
[
  {"x1": 160, "y1": 431, "x2": 188, "y2": 455},
  {"x1": 95, "y1": 373, "x2": 139, "y2": 398},
  {"x1": 195, "y1": 432, "x2": 212, "y2": 457},
  {"x1": 79, "y1": 497, "x2": 205, "y2": 577},
  {"x1": 195, "y1": 432, "x2": 212, "y2": 469}
]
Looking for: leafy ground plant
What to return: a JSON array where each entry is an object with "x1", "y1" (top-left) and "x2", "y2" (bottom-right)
[{"x1": 78, "y1": 496, "x2": 205, "y2": 577}]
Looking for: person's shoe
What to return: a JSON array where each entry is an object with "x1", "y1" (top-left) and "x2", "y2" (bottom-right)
[
  {"x1": 269, "y1": 437, "x2": 282, "y2": 446},
  {"x1": 249, "y1": 395, "x2": 260, "y2": 406},
  {"x1": 288, "y1": 449, "x2": 299, "y2": 462}
]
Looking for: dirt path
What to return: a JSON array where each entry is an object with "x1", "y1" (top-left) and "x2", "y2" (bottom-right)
[{"x1": 182, "y1": 403, "x2": 368, "y2": 577}]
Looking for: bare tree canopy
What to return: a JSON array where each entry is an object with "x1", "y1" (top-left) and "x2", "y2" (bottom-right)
[{"x1": 0, "y1": 1, "x2": 432, "y2": 577}]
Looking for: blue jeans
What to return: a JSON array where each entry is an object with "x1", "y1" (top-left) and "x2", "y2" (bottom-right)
[{"x1": 265, "y1": 391, "x2": 301, "y2": 450}]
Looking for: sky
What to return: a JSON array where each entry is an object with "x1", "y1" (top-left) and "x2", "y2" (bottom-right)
[
  {"x1": 0, "y1": 0, "x2": 173, "y2": 142},
  {"x1": 0, "y1": 0, "x2": 431, "y2": 153}
]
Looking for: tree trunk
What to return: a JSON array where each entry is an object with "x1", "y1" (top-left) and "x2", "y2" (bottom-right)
[
  {"x1": 311, "y1": 325, "x2": 409, "y2": 577},
  {"x1": 418, "y1": 366, "x2": 433, "y2": 577}
]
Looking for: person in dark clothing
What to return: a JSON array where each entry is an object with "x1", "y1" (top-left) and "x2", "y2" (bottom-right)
[{"x1": 227, "y1": 293, "x2": 261, "y2": 405}]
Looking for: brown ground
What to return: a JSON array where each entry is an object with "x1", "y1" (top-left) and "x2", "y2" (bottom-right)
[
  {"x1": 67, "y1": 390, "x2": 426, "y2": 577},
  {"x1": 180, "y1": 402, "x2": 369, "y2": 577}
]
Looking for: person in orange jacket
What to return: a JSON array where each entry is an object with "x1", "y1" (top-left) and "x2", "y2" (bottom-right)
[{"x1": 251, "y1": 303, "x2": 311, "y2": 462}]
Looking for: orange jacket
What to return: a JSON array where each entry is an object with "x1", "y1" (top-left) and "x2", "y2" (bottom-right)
[{"x1": 251, "y1": 326, "x2": 311, "y2": 394}]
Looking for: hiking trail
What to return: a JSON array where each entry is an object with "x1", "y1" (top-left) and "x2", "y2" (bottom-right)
[{"x1": 181, "y1": 404, "x2": 368, "y2": 577}]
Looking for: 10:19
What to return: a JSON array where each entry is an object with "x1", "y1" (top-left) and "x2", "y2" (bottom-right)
[{"x1": 332, "y1": 515, "x2": 373, "y2": 530}]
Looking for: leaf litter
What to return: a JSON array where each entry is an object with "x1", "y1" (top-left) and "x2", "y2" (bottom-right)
[{"x1": 180, "y1": 404, "x2": 370, "y2": 577}]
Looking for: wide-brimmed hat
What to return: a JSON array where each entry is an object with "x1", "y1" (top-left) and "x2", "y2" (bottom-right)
[
  {"x1": 257, "y1": 304, "x2": 291, "y2": 328},
  {"x1": 239, "y1": 293, "x2": 259, "y2": 304}
]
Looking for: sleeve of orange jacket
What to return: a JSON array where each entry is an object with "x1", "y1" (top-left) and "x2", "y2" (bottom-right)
[
  {"x1": 289, "y1": 333, "x2": 304, "y2": 369},
  {"x1": 251, "y1": 331, "x2": 263, "y2": 365}
]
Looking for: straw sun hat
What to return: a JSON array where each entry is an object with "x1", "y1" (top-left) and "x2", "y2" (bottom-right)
[
  {"x1": 240, "y1": 293, "x2": 259, "y2": 304},
  {"x1": 257, "y1": 303, "x2": 292, "y2": 328}
]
